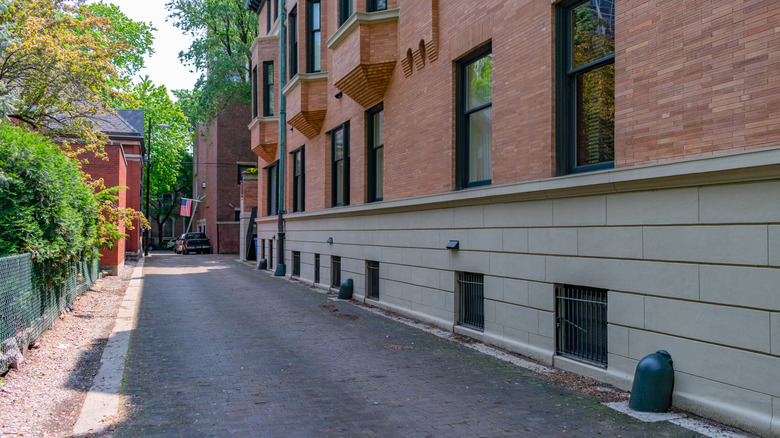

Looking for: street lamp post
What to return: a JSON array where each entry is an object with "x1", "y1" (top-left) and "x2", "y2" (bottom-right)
[{"x1": 144, "y1": 118, "x2": 169, "y2": 257}]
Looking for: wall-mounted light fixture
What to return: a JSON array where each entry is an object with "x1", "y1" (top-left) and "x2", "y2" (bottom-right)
[
  {"x1": 446, "y1": 240, "x2": 460, "y2": 250},
  {"x1": 335, "y1": 91, "x2": 343, "y2": 99},
  {"x1": 326, "y1": 237, "x2": 334, "y2": 244},
  {"x1": 202, "y1": 182, "x2": 206, "y2": 188}
]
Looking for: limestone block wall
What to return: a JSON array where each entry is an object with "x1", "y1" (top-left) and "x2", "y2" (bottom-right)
[{"x1": 257, "y1": 148, "x2": 780, "y2": 437}]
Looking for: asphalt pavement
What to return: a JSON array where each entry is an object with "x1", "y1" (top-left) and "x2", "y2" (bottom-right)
[{"x1": 112, "y1": 252, "x2": 703, "y2": 437}]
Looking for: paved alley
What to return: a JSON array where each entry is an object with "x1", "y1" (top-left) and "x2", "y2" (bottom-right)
[{"x1": 114, "y1": 253, "x2": 701, "y2": 437}]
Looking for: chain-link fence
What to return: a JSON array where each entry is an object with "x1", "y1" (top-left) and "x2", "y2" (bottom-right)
[{"x1": 0, "y1": 253, "x2": 99, "y2": 374}]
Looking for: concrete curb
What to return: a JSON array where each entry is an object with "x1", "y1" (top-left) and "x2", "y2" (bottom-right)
[{"x1": 72, "y1": 257, "x2": 145, "y2": 436}]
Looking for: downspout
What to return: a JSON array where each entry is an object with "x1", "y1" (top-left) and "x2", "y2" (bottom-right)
[{"x1": 274, "y1": 0, "x2": 287, "y2": 276}]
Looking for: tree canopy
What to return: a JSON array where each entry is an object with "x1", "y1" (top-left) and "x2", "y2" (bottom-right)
[
  {"x1": 0, "y1": 0, "x2": 154, "y2": 153},
  {"x1": 167, "y1": 0, "x2": 258, "y2": 125}
]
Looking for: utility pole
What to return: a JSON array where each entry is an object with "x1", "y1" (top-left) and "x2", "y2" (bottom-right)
[
  {"x1": 143, "y1": 118, "x2": 169, "y2": 257},
  {"x1": 275, "y1": 0, "x2": 287, "y2": 276}
]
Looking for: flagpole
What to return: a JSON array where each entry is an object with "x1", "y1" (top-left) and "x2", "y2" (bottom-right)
[{"x1": 183, "y1": 196, "x2": 204, "y2": 234}]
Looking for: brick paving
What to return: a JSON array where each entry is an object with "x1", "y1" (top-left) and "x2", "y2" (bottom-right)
[{"x1": 115, "y1": 253, "x2": 701, "y2": 437}]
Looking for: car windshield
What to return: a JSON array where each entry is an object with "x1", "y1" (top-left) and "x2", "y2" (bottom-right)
[{"x1": 186, "y1": 233, "x2": 207, "y2": 239}]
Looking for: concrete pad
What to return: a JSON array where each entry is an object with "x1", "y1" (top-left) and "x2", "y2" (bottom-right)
[{"x1": 72, "y1": 257, "x2": 144, "y2": 436}]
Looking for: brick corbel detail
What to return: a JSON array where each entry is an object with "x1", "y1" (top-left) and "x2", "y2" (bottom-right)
[
  {"x1": 333, "y1": 62, "x2": 396, "y2": 109},
  {"x1": 252, "y1": 142, "x2": 277, "y2": 163},
  {"x1": 288, "y1": 110, "x2": 327, "y2": 139}
]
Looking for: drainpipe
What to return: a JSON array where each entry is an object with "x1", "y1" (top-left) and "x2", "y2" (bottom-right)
[{"x1": 274, "y1": 0, "x2": 287, "y2": 276}]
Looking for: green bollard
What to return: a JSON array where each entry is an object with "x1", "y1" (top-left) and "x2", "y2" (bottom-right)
[
  {"x1": 629, "y1": 350, "x2": 674, "y2": 412},
  {"x1": 338, "y1": 278, "x2": 353, "y2": 299},
  {"x1": 258, "y1": 258, "x2": 267, "y2": 270}
]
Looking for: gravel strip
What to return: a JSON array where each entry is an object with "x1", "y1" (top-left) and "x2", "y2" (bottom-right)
[{"x1": 0, "y1": 260, "x2": 135, "y2": 438}]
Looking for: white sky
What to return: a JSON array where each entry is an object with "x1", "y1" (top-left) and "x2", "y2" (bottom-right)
[{"x1": 97, "y1": 0, "x2": 201, "y2": 97}]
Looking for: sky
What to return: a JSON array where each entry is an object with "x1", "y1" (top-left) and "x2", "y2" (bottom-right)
[{"x1": 97, "y1": 0, "x2": 201, "y2": 97}]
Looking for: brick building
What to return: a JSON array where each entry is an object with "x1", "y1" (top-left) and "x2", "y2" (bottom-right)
[
  {"x1": 192, "y1": 103, "x2": 256, "y2": 254},
  {"x1": 245, "y1": 0, "x2": 780, "y2": 435},
  {"x1": 80, "y1": 110, "x2": 144, "y2": 274}
]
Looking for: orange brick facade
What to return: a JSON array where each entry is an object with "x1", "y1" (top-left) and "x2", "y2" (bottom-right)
[{"x1": 250, "y1": 0, "x2": 780, "y2": 212}]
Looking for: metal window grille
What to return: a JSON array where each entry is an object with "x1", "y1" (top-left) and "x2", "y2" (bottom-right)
[
  {"x1": 292, "y1": 251, "x2": 301, "y2": 277},
  {"x1": 331, "y1": 256, "x2": 341, "y2": 288},
  {"x1": 261, "y1": 239, "x2": 266, "y2": 259},
  {"x1": 269, "y1": 240, "x2": 274, "y2": 268},
  {"x1": 555, "y1": 284, "x2": 608, "y2": 367},
  {"x1": 457, "y1": 272, "x2": 484, "y2": 330},
  {"x1": 366, "y1": 261, "x2": 379, "y2": 300},
  {"x1": 314, "y1": 254, "x2": 320, "y2": 283}
]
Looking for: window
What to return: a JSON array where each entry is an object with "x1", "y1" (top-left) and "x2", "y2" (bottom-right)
[
  {"x1": 274, "y1": 0, "x2": 279, "y2": 20},
  {"x1": 292, "y1": 251, "x2": 301, "y2": 277},
  {"x1": 252, "y1": 66, "x2": 259, "y2": 118},
  {"x1": 261, "y1": 239, "x2": 266, "y2": 260},
  {"x1": 456, "y1": 44, "x2": 492, "y2": 189},
  {"x1": 268, "y1": 239, "x2": 273, "y2": 268},
  {"x1": 331, "y1": 122, "x2": 350, "y2": 207},
  {"x1": 556, "y1": 0, "x2": 615, "y2": 175},
  {"x1": 307, "y1": 0, "x2": 321, "y2": 73},
  {"x1": 457, "y1": 272, "x2": 484, "y2": 330},
  {"x1": 289, "y1": 7, "x2": 298, "y2": 78},
  {"x1": 367, "y1": 104, "x2": 384, "y2": 202},
  {"x1": 314, "y1": 253, "x2": 320, "y2": 283},
  {"x1": 234, "y1": 209, "x2": 240, "y2": 221},
  {"x1": 292, "y1": 147, "x2": 305, "y2": 212},
  {"x1": 367, "y1": 0, "x2": 387, "y2": 12},
  {"x1": 555, "y1": 284, "x2": 608, "y2": 367},
  {"x1": 366, "y1": 261, "x2": 379, "y2": 300},
  {"x1": 266, "y1": 161, "x2": 278, "y2": 216},
  {"x1": 263, "y1": 61, "x2": 274, "y2": 116},
  {"x1": 162, "y1": 219, "x2": 173, "y2": 239},
  {"x1": 331, "y1": 256, "x2": 341, "y2": 288},
  {"x1": 338, "y1": 0, "x2": 352, "y2": 26},
  {"x1": 266, "y1": 1, "x2": 271, "y2": 33},
  {"x1": 238, "y1": 164, "x2": 254, "y2": 184}
]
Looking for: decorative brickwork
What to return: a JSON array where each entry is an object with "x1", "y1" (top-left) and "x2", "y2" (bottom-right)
[{"x1": 333, "y1": 62, "x2": 396, "y2": 108}]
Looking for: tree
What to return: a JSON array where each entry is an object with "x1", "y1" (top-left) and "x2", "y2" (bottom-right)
[
  {"x1": 0, "y1": 0, "x2": 153, "y2": 153},
  {"x1": 116, "y1": 77, "x2": 193, "y2": 243},
  {"x1": 166, "y1": 0, "x2": 258, "y2": 125}
]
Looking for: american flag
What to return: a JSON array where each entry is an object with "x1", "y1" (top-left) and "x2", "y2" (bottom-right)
[{"x1": 180, "y1": 198, "x2": 193, "y2": 216}]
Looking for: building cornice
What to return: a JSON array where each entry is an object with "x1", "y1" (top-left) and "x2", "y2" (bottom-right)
[
  {"x1": 326, "y1": 8, "x2": 400, "y2": 51},
  {"x1": 248, "y1": 116, "x2": 280, "y2": 130},
  {"x1": 282, "y1": 72, "x2": 329, "y2": 96},
  {"x1": 250, "y1": 33, "x2": 280, "y2": 53}
]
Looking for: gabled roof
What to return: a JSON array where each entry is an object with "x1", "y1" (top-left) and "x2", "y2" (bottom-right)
[
  {"x1": 117, "y1": 109, "x2": 145, "y2": 136},
  {"x1": 92, "y1": 110, "x2": 144, "y2": 140}
]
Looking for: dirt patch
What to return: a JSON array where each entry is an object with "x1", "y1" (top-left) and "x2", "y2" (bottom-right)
[
  {"x1": 544, "y1": 368, "x2": 629, "y2": 404},
  {"x1": 318, "y1": 304, "x2": 338, "y2": 313},
  {"x1": 348, "y1": 323, "x2": 368, "y2": 329},
  {"x1": 0, "y1": 261, "x2": 135, "y2": 438}
]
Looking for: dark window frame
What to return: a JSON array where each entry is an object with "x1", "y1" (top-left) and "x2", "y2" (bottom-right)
[
  {"x1": 314, "y1": 253, "x2": 320, "y2": 283},
  {"x1": 306, "y1": 0, "x2": 321, "y2": 73},
  {"x1": 338, "y1": 0, "x2": 352, "y2": 26},
  {"x1": 457, "y1": 272, "x2": 485, "y2": 331},
  {"x1": 252, "y1": 66, "x2": 259, "y2": 118},
  {"x1": 555, "y1": 0, "x2": 615, "y2": 175},
  {"x1": 366, "y1": 261, "x2": 380, "y2": 300},
  {"x1": 291, "y1": 146, "x2": 305, "y2": 212},
  {"x1": 266, "y1": 1, "x2": 272, "y2": 33},
  {"x1": 366, "y1": 103, "x2": 384, "y2": 203},
  {"x1": 274, "y1": 0, "x2": 279, "y2": 20},
  {"x1": 367, "y1": 0, "x2": 387, "y2": 12},
  {"x1": 263, "y1": 61, "x2": 274, "y2": 116},
  {"x1": 266, "y1": 161, "x2": 279, "y2": 216},
  {"x1": 331, "y1": 256, "x2": 342, "y2": 288},
  {"x1": 289, "y1": 6, "x2": 298, "y2": 78},
  {"x1": 555, "y1": 284, "x2": 608, "y2": 367},
  {"x1": 456, "y1": 42, "x2": 493, "y2": 190},
  {"x1": 292, "y1": 251, "x2": 301, "y2": 277},
  {"x1": 331, "y1": 122, "x2": 350, "y2": 207}
]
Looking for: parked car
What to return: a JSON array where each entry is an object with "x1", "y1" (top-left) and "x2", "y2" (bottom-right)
[
  {"x1": 166, "y1": 239, "x2": 177, "y2": 251},
  {"x1": 174, "y1": 232, "x2": 211, "y2": 255}
]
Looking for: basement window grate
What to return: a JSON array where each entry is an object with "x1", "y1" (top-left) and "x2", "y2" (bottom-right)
[
  {"x1": 366, "y1": 261, "x2": 379, "y2": 300},
  {"x1": 457, "y1": 272, "x2": 484, "y2": 331},
  {"x1": 314, "y1": 254, "x2": 320, "y2": 283},
  {"x1": 331, "y1": 256, "x2": 341, "y2": 288},
  {"x1": 555, "y1": 284, "x2": 608, "y2": 367},
  {"x1": 292, "y1": 251, "x2": 301, "y2": 277}
]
